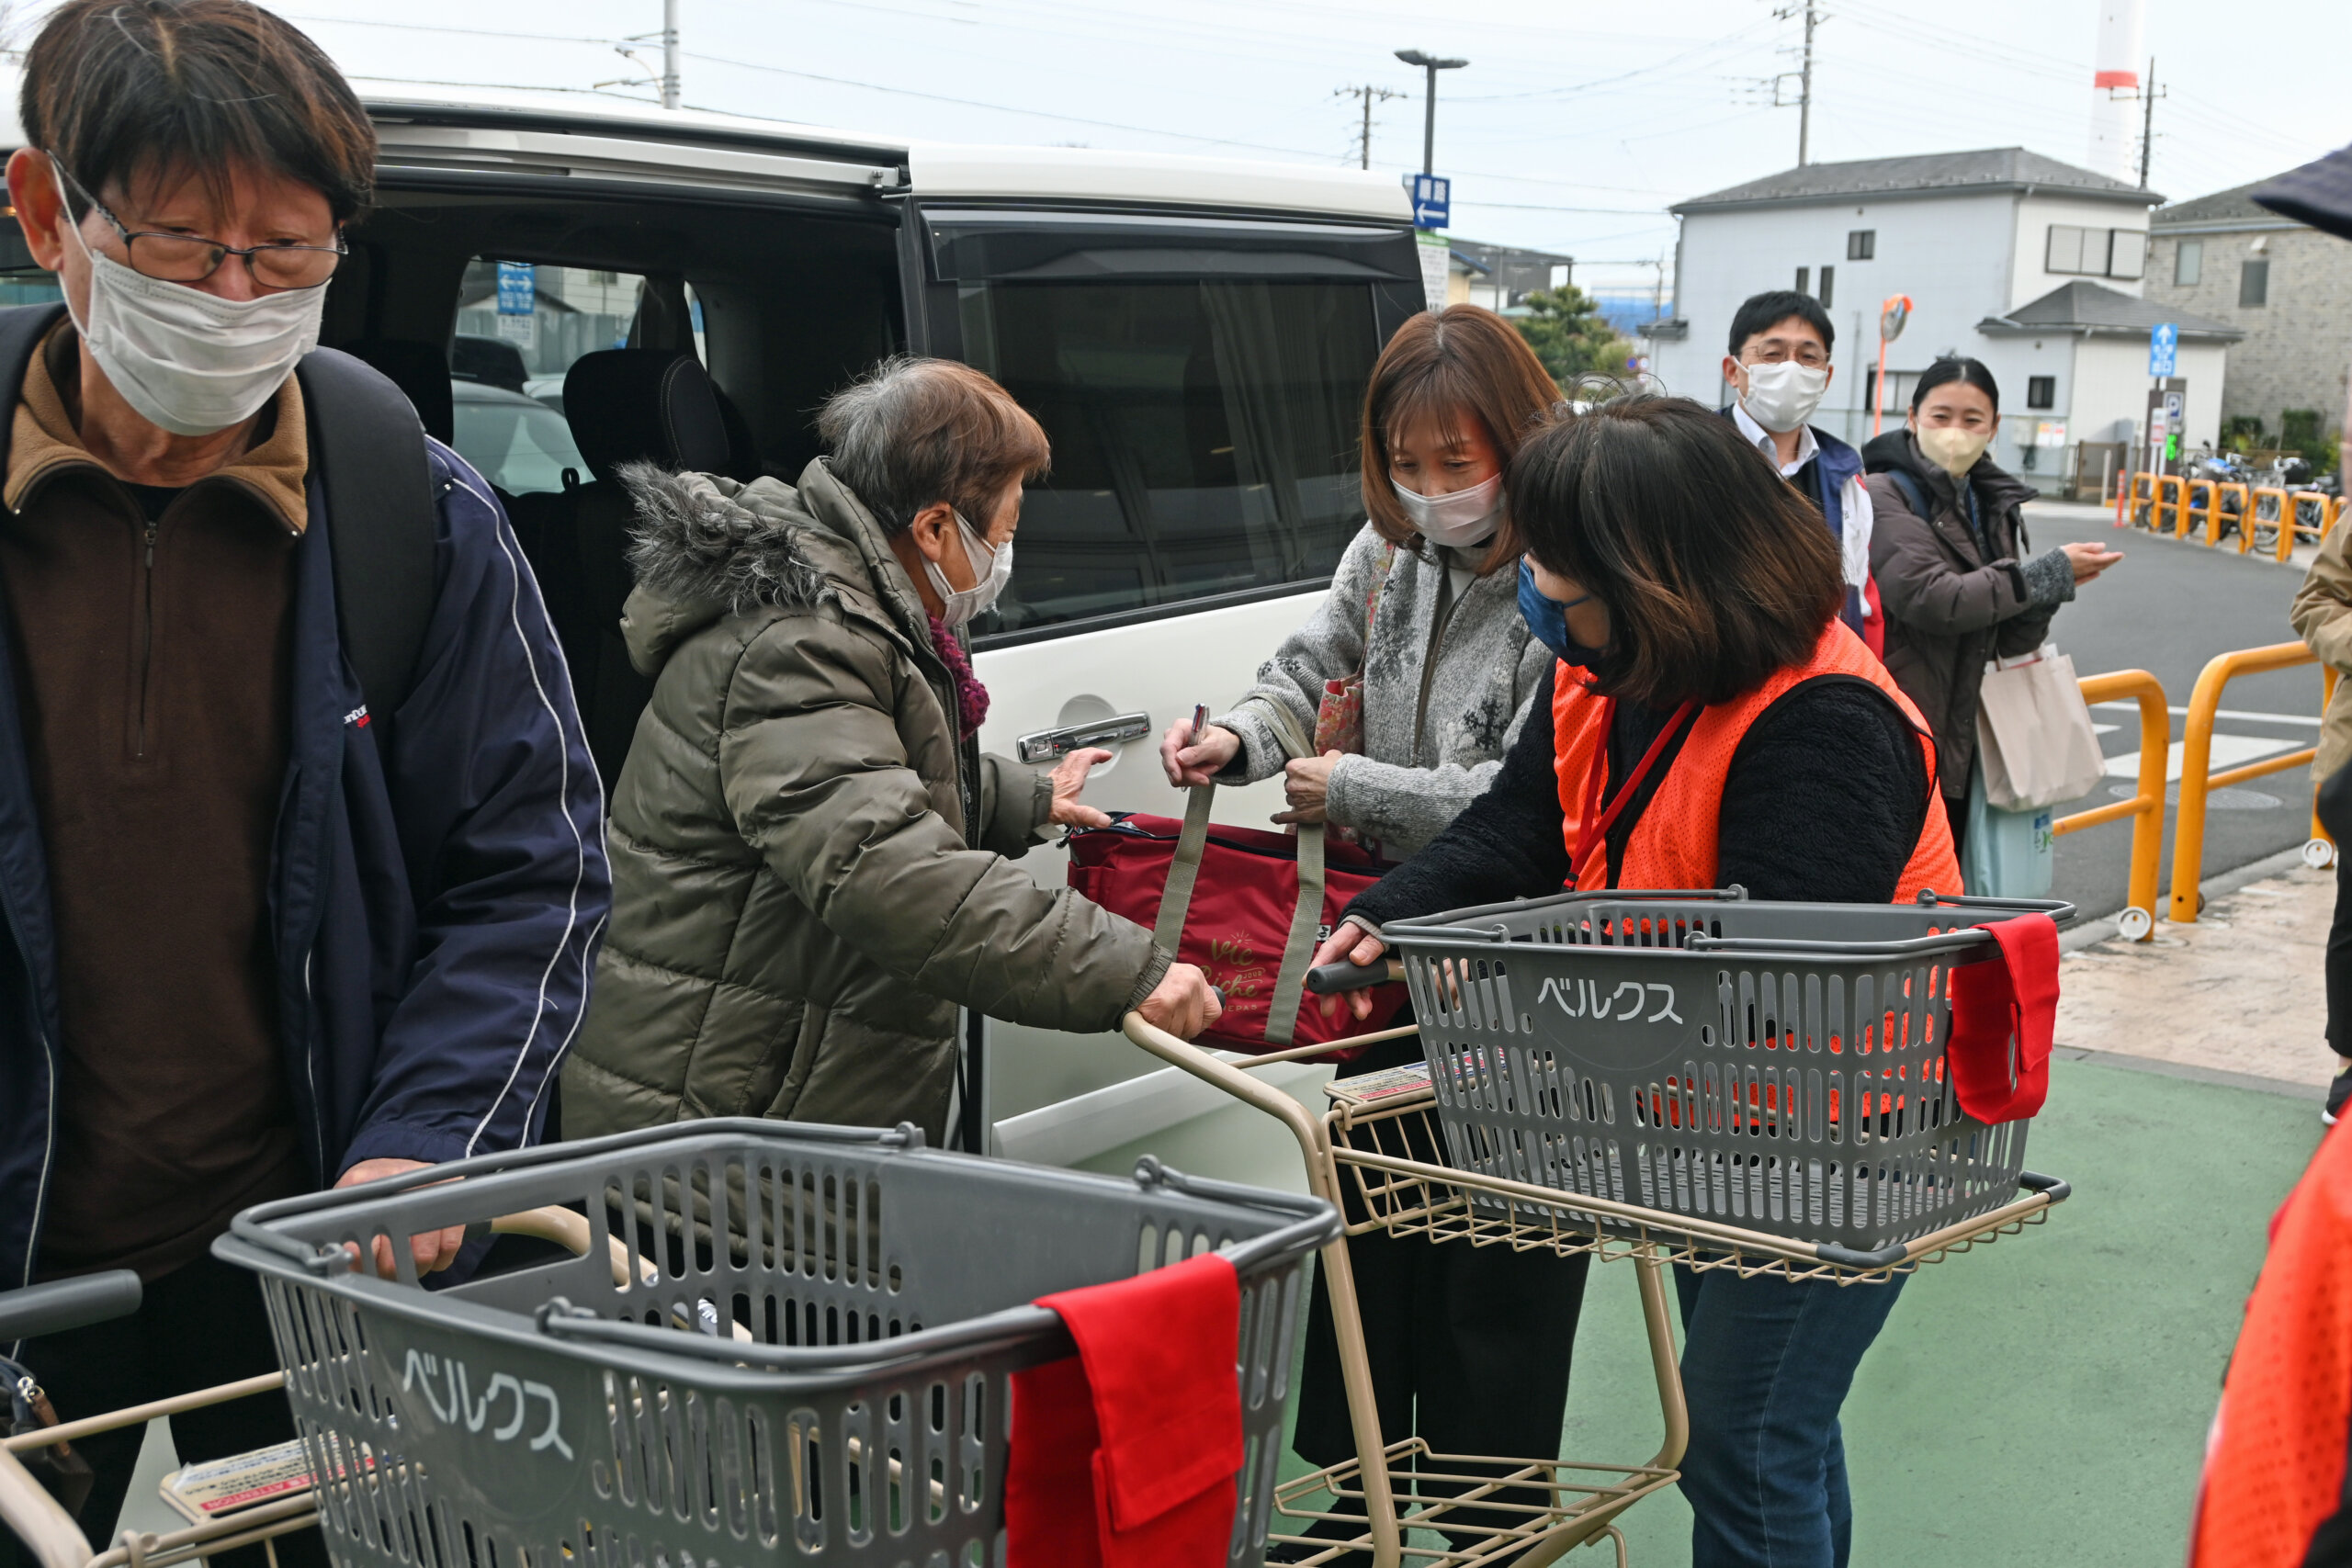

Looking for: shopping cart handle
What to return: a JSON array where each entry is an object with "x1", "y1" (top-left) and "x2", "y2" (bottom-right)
[
  {"x1": 1306, "y1": 959, "x2": 1403, "y2": 994},
  {"x1": 0, "y1": 1269, "x2": 141, "y2": 1342},
  {"x1": 2017, "y1": 1169, "x2": 2071, "y2": 1202}
]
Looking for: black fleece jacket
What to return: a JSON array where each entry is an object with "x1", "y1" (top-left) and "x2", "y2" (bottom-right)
[{"x1": 1344, "y1": 661, "x2": 1933, "y2": 928}]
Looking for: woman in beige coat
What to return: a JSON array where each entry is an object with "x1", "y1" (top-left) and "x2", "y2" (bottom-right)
[{"x1": 2291, "y1": 519, "x2": 2352, "y2": 1124}]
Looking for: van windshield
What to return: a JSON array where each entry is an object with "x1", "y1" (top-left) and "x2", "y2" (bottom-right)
[{"x1": 959, "y1": 278, "x2": 1378, "y2": 637}]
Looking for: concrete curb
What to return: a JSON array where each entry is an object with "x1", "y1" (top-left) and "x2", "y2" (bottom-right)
[
  {"x1": 2057, "y1": 841, "x2": 2316, "y2": 953},
  {"x1": 2052, "y1": 1044, "x2": 2327, "y2": 1102}
]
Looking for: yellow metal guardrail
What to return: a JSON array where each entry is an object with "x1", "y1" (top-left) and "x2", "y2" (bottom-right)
[
  {"x1": 2121, "y1": 472, "x2": 2341, "y2": 561},
  {"x1": 2052, "y1": 670, "x2": 2166, "y2": 941},
  {"x1": 2170, "y1": 642, "x2": 2322, "y2": 923}
]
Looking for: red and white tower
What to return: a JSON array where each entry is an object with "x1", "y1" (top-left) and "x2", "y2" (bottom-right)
[{"x1": 2088, "y1": 0, "x2": 2146, "y2": 183}]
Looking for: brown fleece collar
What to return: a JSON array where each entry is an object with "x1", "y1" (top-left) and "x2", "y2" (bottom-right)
[{"x1": 4, "y1": 321, "x2": 311, "y2": 533}]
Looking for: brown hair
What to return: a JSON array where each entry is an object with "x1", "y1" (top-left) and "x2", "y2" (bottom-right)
[
  {"x1": 1360, "y1": 305, "x2": 1560, "y2": 570},
  {"x1": 817, "y1": 356, "x2": 1051, "y2": 534},
  {"x1": 22, "y1": 0, "x2": 377, "y2": 223},
  {"x1": 1505, "y1": 397, "x2": 1841, "y2": 708}
]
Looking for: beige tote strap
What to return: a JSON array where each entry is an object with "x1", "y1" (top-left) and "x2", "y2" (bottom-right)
[
  {"x1": 1264, "y1": 825, "x2": 1327, "y2": 1047},
  {"x1": 1152, "y1": 784, "x2": 1216, "y2": 953}
]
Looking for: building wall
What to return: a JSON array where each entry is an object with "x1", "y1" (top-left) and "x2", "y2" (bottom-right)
[
  {"x1": 2008, "y1": 193, "x2": 2153, "y2": 311},
  {"x1": 2068, "y1": 335, "x2": 2226, "y2": 453},
  {"x1": 1653, "y1": 191, "x2": 2025, "y2": 429},
  {"x1": 2145, "y1": 224, "x2": 2352, "y2": 442}
]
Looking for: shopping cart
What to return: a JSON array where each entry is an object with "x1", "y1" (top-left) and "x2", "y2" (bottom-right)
[
  {"x1": 0, "y1": 1203, "x2": 793, "y2": 1568},
  {"x1": 207, "y1": 1119, "x2": 1331, "y2": 1568},
  {"x1": 1122, "y1": 886, "x2": 2078, "y2": 1566},
  {"x1": 1356, "y1": 886, "x2": 2077, "y2": 1277}
]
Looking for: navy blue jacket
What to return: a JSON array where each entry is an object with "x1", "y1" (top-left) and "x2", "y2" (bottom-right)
[{"x1": 0, "y1": 435, "x2": 610, "y2": 1290}]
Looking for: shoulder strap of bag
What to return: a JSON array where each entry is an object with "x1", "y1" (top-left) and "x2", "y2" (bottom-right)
[
  {"x1": 1883, "y1": 467, "x2": 1928, "y2": 520},
  {"x1": 1151, "y1": 784, "x2": 1328, "y2": 1047},
  {"x1": 294, "y1": 347, "x2": 439, "y2": 722}
]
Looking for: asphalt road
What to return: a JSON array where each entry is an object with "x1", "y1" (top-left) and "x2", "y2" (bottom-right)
[{"x1": 2018, "y1": 500, "x2": 2324, "y2": 927}]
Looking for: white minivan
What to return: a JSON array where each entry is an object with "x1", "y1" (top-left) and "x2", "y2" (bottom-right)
[{"x1": 0, "y1": 86, "x2": 1425, "y2": 1184}]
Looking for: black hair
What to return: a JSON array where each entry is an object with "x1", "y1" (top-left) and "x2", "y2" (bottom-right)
[
  {"x1": 22, "y1": 0, "x2": 378, "y2": 224},
  {"x1": 1726, "y1": 290, "x2": 1836, "y2": 358},
  {"x1": 1501, "y1": 397, "x2": 1841, "y2": 708},
  {"x1": 1909, "y1": 356, "x2": 2001, "y2": 413}
]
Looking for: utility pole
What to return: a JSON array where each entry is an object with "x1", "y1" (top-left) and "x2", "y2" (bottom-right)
[
  {"x1": 1394, "y1": 49, "x2": 1469, "y2": 176},
  {"x1": 2136, "y1": 57, "x2": 2165, "y2": 188},
  {"x1": 661, "y1": 0, "x2": 680, "y2": 110},
  {"x1": 1764, "y1": 1, "x2": 1822, "y2": 166},
  {"x1": 1333, "y1": 85, "x2": 1402, "y2": 170}
]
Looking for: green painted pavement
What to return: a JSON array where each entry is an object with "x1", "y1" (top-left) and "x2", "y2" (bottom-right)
[{"x1": 1273, "y1": 1056, "x2": 2322, "y2": 1564}]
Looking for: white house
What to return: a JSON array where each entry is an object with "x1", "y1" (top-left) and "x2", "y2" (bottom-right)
[{"x1": 1646, "y1": 148, "x2": 2239, "y2": 491}]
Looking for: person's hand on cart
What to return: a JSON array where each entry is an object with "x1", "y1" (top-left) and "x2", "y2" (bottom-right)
[
  {"x1": 1137, "y1": 962, "x2": 1225, "y2": 1038},
  {"x1": 1311, "y1": 920, "x2": 1389, "y2": 1021},
  {"x1": 337, "y1": 1159, "x2": 467, "y2": 1278}
]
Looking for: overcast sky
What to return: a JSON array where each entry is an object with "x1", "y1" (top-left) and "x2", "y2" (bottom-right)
[{"x1": 238, "y1": 0, "x2": 2346, "y2": 294}]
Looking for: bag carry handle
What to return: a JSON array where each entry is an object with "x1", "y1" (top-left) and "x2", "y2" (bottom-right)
[{"x1": 1152, "y1": 784, "x2": 1328, "y2": 1047}]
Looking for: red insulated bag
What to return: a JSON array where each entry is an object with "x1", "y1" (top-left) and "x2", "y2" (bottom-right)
[{"x1": 1066, "y1": 786, "x2": 1409, "y2": 1055}]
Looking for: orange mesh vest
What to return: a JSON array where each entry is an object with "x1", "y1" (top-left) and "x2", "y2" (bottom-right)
[
  {"x1": 2189, "y1": 1122, "x2": 2352, "y2": 1567},
  {"x1": 1550, "y1": 620, "x2": 1961, "y2": 900}
]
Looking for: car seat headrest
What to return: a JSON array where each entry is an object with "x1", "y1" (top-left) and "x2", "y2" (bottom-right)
[{"x1": 562, "y1": 348, "x2": 731, "y2": 483}]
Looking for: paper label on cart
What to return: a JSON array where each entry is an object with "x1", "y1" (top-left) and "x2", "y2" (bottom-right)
[
  {"x1": 160, "y1": 1438, "x2": 344, "y2": 1520},
  {"x1": 1326, "y1": 1061, "x2": 1430, "y2": 1105}
]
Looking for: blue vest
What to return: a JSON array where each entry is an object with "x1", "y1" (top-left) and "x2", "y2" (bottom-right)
[{"x1": 1723, "y1": 408, "x2": 1866, "y2": 635}]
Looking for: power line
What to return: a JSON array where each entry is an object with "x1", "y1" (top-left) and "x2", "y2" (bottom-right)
[{"x1": 1332, "y1": 84, "x2": 1402, "y2": 171}]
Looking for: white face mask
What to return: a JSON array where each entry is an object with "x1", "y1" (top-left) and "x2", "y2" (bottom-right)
[
  {"x1": 58, "y1": 176, "x2": 324, "y2": 437},
  {"x1": 924, "y1": 511, "x2": 1013, "y2": 627},
  {"x1": 1390, "y1": 473, "x2": 1503, "y2": 548},
  {"x1": 1917, "y1": 424, "x2": 1994, "y2": 479},
  {"x1": 1739, "y1": 360, "x2": 1829, "y2": 434}
]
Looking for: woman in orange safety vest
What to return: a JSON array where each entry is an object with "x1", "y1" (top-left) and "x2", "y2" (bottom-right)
[{"x1": 1316, "y1": 396, "x2": 1958, "y2": 1568}]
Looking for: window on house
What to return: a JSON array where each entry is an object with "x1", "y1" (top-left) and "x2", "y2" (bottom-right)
[
  {"x1": 2175, "y1": 239, "x2": 2203, "y2": 288},
  {"x1": 1818, "y1": 265, "x2": 1835, "y2": 308},
  {"x1": 1847, "y1": 230, "x2": 1874, "y2": 261},
  {"x1": 1794, "y1": 265, "x2": 1810, "y2": 295},
  {"x1": 2046, "y1": 225, "x2": 2087, "y2": 275},
  {"x1": 2241, "y1": 257, "x2": 2270, "y2": 307},
  {"x1": 2107, "y1": 230, "x2": 2144, "y2": 280},
  {"x1": 2027, "y1": 376, "x2": 2056, "y2": 410}
]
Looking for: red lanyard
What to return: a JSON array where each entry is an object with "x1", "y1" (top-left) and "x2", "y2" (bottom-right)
[{"x1": 1570, "y1": 698, "x2": 1700, "y2": 890}]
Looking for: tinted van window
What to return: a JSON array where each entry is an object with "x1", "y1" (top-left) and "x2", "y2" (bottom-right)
[{"x1": 959, "y1": 278, "x2": 1378, "y2": 637}]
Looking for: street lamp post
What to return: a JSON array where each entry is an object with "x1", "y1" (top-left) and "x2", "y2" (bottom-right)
[{"x1": 1394, "y1": 49, "x2": 1468, "y2": 177}]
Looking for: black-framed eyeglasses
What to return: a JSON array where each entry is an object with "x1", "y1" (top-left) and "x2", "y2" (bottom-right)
[{"x1": 50, "y1": 158, "x2": 344, "y2": 291}]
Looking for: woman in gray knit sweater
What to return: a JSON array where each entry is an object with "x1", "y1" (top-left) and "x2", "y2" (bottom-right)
[
  {"x1": 1159, "y1": 304, "x2": 1579, "y2": 1554},
  {"x1": 1159, "y1": 308, "x2": 1554, "y2": 858}
]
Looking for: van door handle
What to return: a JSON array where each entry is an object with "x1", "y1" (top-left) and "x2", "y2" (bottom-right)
[{"x1": 1015, "y1": 713, "x2": 1152, "y2": 763}]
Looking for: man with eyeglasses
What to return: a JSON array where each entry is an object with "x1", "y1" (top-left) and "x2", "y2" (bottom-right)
[
  {"x1": 0, "y1": 3, "x2": 605, "y2": 1558},
  {"x1": 1720, "y1": 289, "x2": 1877, "y2": 646}
]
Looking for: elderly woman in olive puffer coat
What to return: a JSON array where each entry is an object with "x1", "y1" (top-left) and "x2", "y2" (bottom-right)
[{"x1": 562, "y1": 357, "x2": 1220, "y2": 1145}]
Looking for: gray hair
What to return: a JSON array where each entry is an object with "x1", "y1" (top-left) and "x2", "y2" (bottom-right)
[{"x1": 815, "y1": 355, "x2": 1050, "y2": 535}]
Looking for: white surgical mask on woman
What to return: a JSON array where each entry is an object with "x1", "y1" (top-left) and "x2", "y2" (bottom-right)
[
  {"x1": 56, "y1": 168, "x2": 325, "y2": 437},
  {"x1": 1390, "y1": 473, "x2": 1503, "y2": 548},
  {"x1": 1917, "y1": 425, "x2": 1994, "y2": 479},
  {"x1": 1739, "y1": 361, "x2": 1829, "y2": 434},
  {"x1": 924, "y1": 510, "x2": 1013, "y2": 626}
]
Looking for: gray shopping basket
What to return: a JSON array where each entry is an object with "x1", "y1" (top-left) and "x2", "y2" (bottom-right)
[
  {"x1": 213, "y1": 1119, "x2": 1337, "y2": 1568},
  {"x1": 1377, "y1": 887, "x2": 2072, "y2": 1268}
]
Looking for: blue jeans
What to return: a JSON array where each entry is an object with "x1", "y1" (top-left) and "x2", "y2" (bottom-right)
[{"x1": 1672, "y1": 1264, "x2": 1908, "y2": 1568}]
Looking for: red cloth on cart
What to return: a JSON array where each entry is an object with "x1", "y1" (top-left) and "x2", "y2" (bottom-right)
[
  {"x1": 1004, "y1": 1252, "x2": 1242, "y2": 1568},
  {"x1": 1943, "y1": 911, "x2": 2059, "y2": 1122}
]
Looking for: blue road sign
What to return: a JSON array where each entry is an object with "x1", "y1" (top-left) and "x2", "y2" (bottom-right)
[
  {"x1": 1404, "y1": 173, "x2": 1451, "y2": 230},
  {"x1": 495, "y1": 261, "x2": 536, "y2": 316},
  {"x1": 2149, "y1": 321, "x2": 2177, "y2": 378}
]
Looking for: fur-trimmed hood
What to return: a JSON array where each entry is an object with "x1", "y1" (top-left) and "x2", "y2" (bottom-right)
[{"x1": 616, "y1": 458, "x2": 930, "y2": 678}]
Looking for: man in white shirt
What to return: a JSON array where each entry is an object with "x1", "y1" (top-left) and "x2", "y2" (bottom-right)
[{"x1": 1720, "y1": 289, "x2": 1875, "y2": 642}]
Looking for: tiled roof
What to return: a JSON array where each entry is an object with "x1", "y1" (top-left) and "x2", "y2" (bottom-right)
[
  {"x1": 1675, "y1": 148, "x2": 2157, "y2": 212},
  {"x1": 1979, "y1": 280, "x2": 2242, "y2": 341}
]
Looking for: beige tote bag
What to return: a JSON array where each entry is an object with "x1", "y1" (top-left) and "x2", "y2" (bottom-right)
[{"x1": 1975, "y1": 643, "x2": 2106, "y2": 811}]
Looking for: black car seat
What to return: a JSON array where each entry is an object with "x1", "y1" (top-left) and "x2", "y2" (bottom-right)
[
  {"x1": 342, "y1": 338, "x2": 455, "y2": 444},
  {"x1": 548, "y1": 348, "x2": 732, "y2": 792}
]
